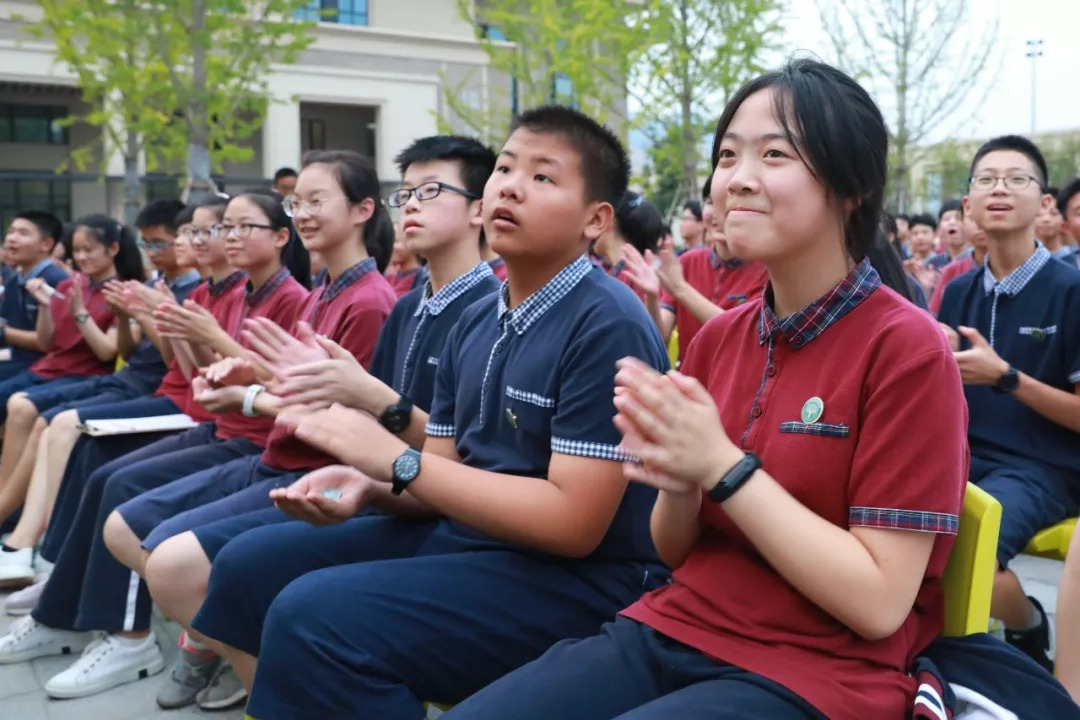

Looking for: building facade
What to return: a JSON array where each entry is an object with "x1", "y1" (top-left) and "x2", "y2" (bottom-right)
[{"x1": 0, "y1": 0, "x2": 507, "y2": 226}]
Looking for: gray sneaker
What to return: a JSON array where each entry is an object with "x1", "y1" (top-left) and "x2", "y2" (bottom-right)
[
  {"x1": 196, "y1": 661, "x2": 248, "y2": 710},
  {"x1": 155, "y1": 644, "x2": 221, "y2": 709}
]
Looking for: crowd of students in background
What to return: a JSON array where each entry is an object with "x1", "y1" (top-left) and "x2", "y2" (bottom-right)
[{"x1": 0, "y1": 57, "x2": 1076, "y2": 718}]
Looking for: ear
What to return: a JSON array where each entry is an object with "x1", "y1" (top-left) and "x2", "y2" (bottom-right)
[
  {"x1": 107, "y1": 242, "x2": 120, "y2": 259},
  {"x1": 1040, "y1": 192, "x2": 1055, "y2": 213},
  {"x1": 962, "y1": 195, "x2": 971, "y2": 217},
  {"x1": 274, "y1": 227, "x2": 290, "y2": 251},
  {"x1": 582, "y1": 201, "x2": 615, "y2": 244},
  {"x1": 469, "y1": 198, "x2": 484, "y2": 231},
  {"x1": 350, "y1": 197, "x2": 376, "y2": 228}
]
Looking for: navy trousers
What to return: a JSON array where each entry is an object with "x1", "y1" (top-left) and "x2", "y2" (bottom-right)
[
  {"x1": 443, "y1": 617, "x2": 824, "y2": 720},
  {"x1": 32, "y1": 423, "x2": 259, "y2": 633},
  {"x1": 195, "y1": 515, "x2": 668, "y2": 720}
]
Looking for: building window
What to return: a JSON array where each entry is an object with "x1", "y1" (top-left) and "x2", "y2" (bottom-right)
[
  {"x1": 295, "y1": 0, "x2": 368, "y2": 26},
  {"x1": 0, "y1": 177, "x2": 73, "y2": 233},
  {"x1": 302, "y1": 118, "x2": 326, "y2": 151},
  {"x1": 480, "y1": 25, "x2": 519, "y2": 115},
  {"x1": 0, "y1": 104, "x2": 69, "y2": 145},
  {"x1": 144, "y1": 176, "x2": 182, "y2": 202}
]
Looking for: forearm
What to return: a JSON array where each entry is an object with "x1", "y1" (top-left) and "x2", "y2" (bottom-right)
[
  {"x1": 401, "y1": 454, "x2": 611, "y2": 558},
  {"x1": 365, "y1": 481, "x2": 440, "y2": 518},
  {"x1": 649, "y1": 489, "x2": 703, "y2": 568},
  {"x1": 3, "y1": 327, "x2": 46, "y2": 353},
  {"x1": 204, "y1": 330, "x2": 248, "y2": 363},
  {"x1": 669, "y1": 281, "x2": 723, "y2": 326},
  {"x1": 134, "y1": 312, "x2": 169, "y2": 357},
  {"x1": 722, "y1": 468, "x2": 924, "y2": 640},
  {"x1": 644, "y1": 294, "x2": 673, "y2": 342},
  {"x1": 78, "y1": 321, "x2": 117, "y2": 362},
  {"x1": 356, "y1": 381, "x2": 429, "y2": 450},
  {"x1": 171, "y1": 339, "x2": 196, "y2": 380},
  {"x1": 115, "y1": 315, "x2": 138, "y2": 359},
  {"x1": 35, "y1": 308, "x2": 54, "y2": 350},
  {"x1": 1013, "y1": 373, "x2": 1080, "y2": 434}
]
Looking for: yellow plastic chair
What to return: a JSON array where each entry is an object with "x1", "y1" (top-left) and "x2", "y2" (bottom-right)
[
  {"x1": 667, "y1": 329, "x2": 679, "y2": 369},
  {"x1": 1024, "y1": 518, "x2": 1076, "y2": 561},
  {"x1": 115, "y1": 356, "x2": 126, "y2": 371},
  {"x1": 941, "y1": 483, "x2": 1001, "y2": 636}
]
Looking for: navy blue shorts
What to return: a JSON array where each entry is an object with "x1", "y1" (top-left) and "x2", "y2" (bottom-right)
[
  {"x1": 970, "y1": 455, "x2": 1078, "y2": 566},
  {"x1": 27, "y1": 374, "x2": 145, "y2": 422},
  {"x1": 117, "y1": 454, "x2": 300, "y2": 551},
  {"x1": 191, "y1": 505, "x2": 292, "y2": 561},
  {"x1": 72, "y1": 394, "x2": 181, "y2": 424},
  {"x1": 198, "y1": 516, "x2": 668, "y2": 719},
  {"x1": 443, "y1": 616, "x2": 824, "y2": 720},
  {"x1": 0, "y1": 370, "x2": 81, "y2": 424}
]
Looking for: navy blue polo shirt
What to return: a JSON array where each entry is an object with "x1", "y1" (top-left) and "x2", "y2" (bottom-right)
[
  {"x1": 939, "y1": 243, "x2": 1080, "y2": 476},
  {"x1": 425, "y1": 254, "x2": 670, "y2": 563},
  {"x1": 369, "y1": 262, "x2": 499, "y2": 413},
  {"x1": 115, "y1": 270, "x2": 203, "y2": 393},
  {"x1": 1, "y1": 259, "x2": 70, "y2": 365}
]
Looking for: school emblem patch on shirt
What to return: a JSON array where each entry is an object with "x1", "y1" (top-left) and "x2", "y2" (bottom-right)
[{"x1": 800, "y1": 396, "x2": 824, "y2": 424}]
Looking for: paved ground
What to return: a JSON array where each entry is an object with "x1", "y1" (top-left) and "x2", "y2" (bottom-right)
[{"x1": 0, "y1": 555, "x2": 1066, "y2": 719}]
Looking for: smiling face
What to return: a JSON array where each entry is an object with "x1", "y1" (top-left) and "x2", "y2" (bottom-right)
[
  {"x1": 72, "y1": 228, "x2": 118, "y2": 277},
  {"x1": 964, "y1": 149, "x2": 1047, "y2": 238},
  {"x1": 221, "y1": 196, "x2": 287, "y2": 271},
  {"x1": 3, "y1": 218, "x2": 52, "y2": 270},
  {"x1": 710, "y1": 87, "x2": 838, "y2": 265},
  {"x1": 483, "y1": 128, "x2": 608, "y2": 263},
  {"x1": 191, "y1": 207, "x2": 229, "y2": 270},
  {"x1": 1034, "y1": 202, "x2": 1065, "y2": 243},
  {"x1": 291, "y1": 163, "x2": 372, "y2": 254},
  {"x1": 908, "y1": 223, "x2": 936, "y2": 257}
]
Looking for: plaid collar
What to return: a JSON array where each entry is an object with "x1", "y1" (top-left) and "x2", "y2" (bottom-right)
[
  {"x1": 710, "y1": 248, "x2": 744, "y2": 270},
  {"x1": 497, "y1": 254, "x2": 593, "y2": 336},
  {"x1": 209, "y1": 271, "x2": 247, "y2": 298},
  {"x1": 323, "y1": 257, "x2": 376, "y2": 304},
  {"x1": 981, "y1": 242, "x2": 1050, "y2": 297},
  {"x1": 607, "y1": 259, "x2": 626, "y2": 277},
  {"x1": 17, "y1": 258, "x2": 56, "y2": 285},
  {"x1": 87, "y1": 274, "x2": 116, "y2": 293},
  {"x1": 757, "y1": 259, "x2": 880, "y2": 350},
  {"x1": 246, "y1": 267, "x2": 291, "y2": 307},
  {"x1": 415, "y1": 262, "x2": 494, "y2": 318},
  {"x1": 166, "y1": 269, "x2": 201, "y2": 293}
]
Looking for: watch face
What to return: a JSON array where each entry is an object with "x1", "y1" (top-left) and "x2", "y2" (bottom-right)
[{"x1": 394, "y1": 452, "x2": 420, "y2": 481}]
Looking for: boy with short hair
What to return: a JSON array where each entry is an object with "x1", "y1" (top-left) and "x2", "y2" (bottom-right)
[
  {"x1": 678, "y1": 199, "x2": 704, "y2": 252},
  {"x1": 1035, "y1": 186, "x2": 1071, "y2": 258},
  {"x1": 1055, "y1": 180, "x2": 1080, "y2": 268},
  {"x1": 0, "y1": 211, "x2": 69, "y2": 380},
  {"x1": 186, "y1": 106, "x2": 670, "y2": 719},
  {"x1": 929, "y1": 209, "x2": 987, "y2": 315},
  {"x1": 904, "y1": 213, "x2": 941, "y2": 296},
  {"x1": 270, "y1": 168, "x2": 297, "y2": 197},
  {"x1": 926, "y1": 199, "x2": 968, "y2": 271},
  {"x1": 938, "y1": 135, "x2": 1080, "y2": 672}
]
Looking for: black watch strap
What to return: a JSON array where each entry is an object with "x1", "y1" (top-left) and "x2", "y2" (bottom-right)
[
  {"x1": 707, "y1": 452, "x2": 762, "y2": 504},
  {"x1": 379, "y1": 396, "x2": 414, "y2": 433}
]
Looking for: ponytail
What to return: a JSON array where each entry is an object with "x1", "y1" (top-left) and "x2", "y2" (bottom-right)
[
  {"x1": 73, "y1": 214, "x2": 145, "y2": 281},
  {"x1": 302, "y1": 149, "x2": 393, "y2": 274}
]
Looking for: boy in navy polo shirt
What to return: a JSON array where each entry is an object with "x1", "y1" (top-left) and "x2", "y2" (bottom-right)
[
  {"x1": 0, "y1": 211, "x2": 69, "y2": 380},
  {"x1": 180, "y1": 107, "x2": 669, "y2": 719},
  {"x1": 1057, "y1": 179, "x2": 1080, "y2": 268},
  {"x1": 140, "y1": 134, "x2": 501, "y2": 710},
  {"x1": 925, "y1": 199, "x2": 968, "y2": 271},
  {"x1": 938, "y1": 135, "x2": 1080, "y2": 672}
]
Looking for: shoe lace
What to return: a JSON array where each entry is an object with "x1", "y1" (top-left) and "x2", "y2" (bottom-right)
[
  {"x1": 76, "y1": 635, "x2": 117, "y2": 673},
  {"x1": 9, "y1": 616, "x2": 38, "y2": 642}
]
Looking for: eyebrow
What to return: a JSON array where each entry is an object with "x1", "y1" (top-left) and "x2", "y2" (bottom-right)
[
  {"x1": 496, "y1": 149, "x2": 562, "y2": 169},
  {"x1": 974, "y1": 167, "x2": 1035, "y2": 174},
  {"x1": 721, "y1": 131, "x2": 790, "y2": 143}
]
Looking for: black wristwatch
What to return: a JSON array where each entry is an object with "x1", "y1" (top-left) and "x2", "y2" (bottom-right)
[
  {"x1": 707, "y1": 452, "x2": 762, "y2": 503},
  {"x1": 379, "y1": 396, "x2": 414, "y2": 434},
  {"x1": 390, "y1": 448, "x2": 422, "y2": 496},
  {"x1": 993, "y1": 367, "x2": 1020, "y2": 394}
]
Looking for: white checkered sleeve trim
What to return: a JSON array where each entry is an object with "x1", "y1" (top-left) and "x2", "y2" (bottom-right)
[
  {"x1": 1069, "y1": 370, "x2": 1080, "y2": 384},
  {"x1": 425, "y1": 422, "x2": 456, "y2": 437},
  {"x1": 551, "y1": 437, "x2": 636, "y2": 463},
  {"x1": 505, "y1": 386, "x2": 555, "y2": 408}
]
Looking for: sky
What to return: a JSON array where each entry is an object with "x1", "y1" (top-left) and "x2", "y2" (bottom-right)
[
  {"x1": 630, "y1": 0, "x2": 1079, "y2": 169},
  {"x1": 776, "y1": 0, "x2": 1078, "y2": 142}
]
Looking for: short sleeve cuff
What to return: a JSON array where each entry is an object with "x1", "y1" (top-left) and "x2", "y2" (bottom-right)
[
  {"x1": 551, "y1": 437, "x2": 636, "y2": 463},
  {"x1": 660, "y1": 302, "x2": 676, "y2": 313},
  {"x1": 425, "y1": 422, "x2": 455, "y2": 437},
  {"x1": 849, "y1": 507, "x2": 959, "y2": 535},
  {"x1": 1068, "y1": 370, "x2": 1080, "y2": 384}
]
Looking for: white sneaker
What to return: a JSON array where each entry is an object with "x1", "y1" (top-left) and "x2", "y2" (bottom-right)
[
  {"x1": 0, "y1": 547, "x2": 35, "y2": 587},
  {"x1": 33, "y1": 556, "x2": 54, "y2": 577},
  {"x1": 4, "y1": 576, "x2": 47, "y2": 616},
  {"x1": 45, "y1": 633, "x2": 165, "y2": 699},
  {"x1": 0, "y1": 616, "x2": 92, "y2": 663}
]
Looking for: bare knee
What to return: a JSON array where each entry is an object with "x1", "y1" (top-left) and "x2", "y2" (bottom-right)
[
  {"x1": 49, "y1": 409, "x2": 80, "y2": 435},
  {"x1": 102, "y1": 510, "x2": 135, "y2": 559},
  {"x1": 7, "y1": 394, "x2": 39, "y2": 426},
  {"x1": 146, "y1": 532, "x2": 212, "y2": 601}
]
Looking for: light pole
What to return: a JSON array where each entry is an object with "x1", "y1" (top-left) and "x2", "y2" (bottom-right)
[{"x1": 1026, "y1": 39, "x2": 1044, "y2": 135}]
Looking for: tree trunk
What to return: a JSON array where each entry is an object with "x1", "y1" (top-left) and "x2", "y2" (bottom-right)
[
  {"x1": 677, "y1": 0, "x2": 698, "y2": 203},
  {"x1": 122, "y1": 127, "x2": 141, "y2": 227},
  {"x1": 184, "y1": 0, "x2": 215, "y2": 206}
]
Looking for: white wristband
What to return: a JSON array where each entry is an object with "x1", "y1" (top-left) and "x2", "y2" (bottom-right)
[{"x1": 242, "y1": 384, "x2": 265, "y2": 417}]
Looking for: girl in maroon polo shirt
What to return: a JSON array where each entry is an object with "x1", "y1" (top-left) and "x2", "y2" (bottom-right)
[
  {"x1": 0, "y1": 216, "x2": 143, "y2": 483},
  {"x1": 444, "y1": 60, "x2": 967, "y2": 720}
]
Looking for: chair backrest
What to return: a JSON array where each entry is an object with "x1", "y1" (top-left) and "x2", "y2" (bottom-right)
[{"x1": 941, "y1": 483, "x2": 1001, "y2": 636}]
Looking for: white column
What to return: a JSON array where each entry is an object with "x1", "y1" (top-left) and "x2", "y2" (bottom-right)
[{"x1": 262, "y1": 100, "x2": 302, "y2": 179}]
